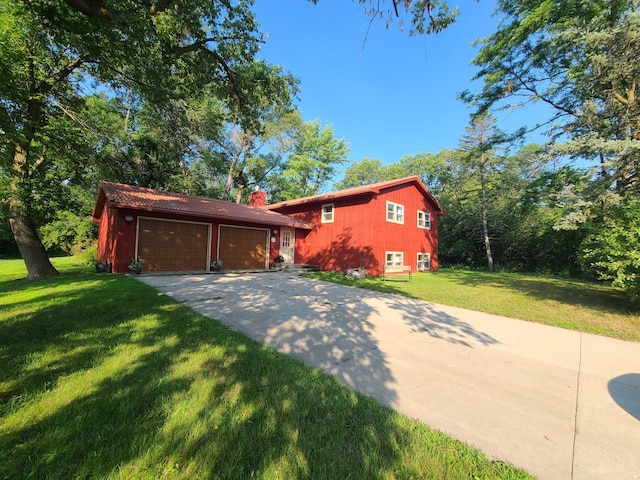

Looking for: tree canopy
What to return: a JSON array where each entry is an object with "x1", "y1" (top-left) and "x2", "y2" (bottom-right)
[{"x1": 0, "y1": 0, "x2": 294, "y2": 278}]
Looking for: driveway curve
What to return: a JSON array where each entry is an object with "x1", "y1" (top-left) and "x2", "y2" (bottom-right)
[{"x1": 138, "y1": 272, "x2": 640, "y2": 480}]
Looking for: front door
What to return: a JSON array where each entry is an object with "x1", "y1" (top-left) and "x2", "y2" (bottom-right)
[{"x1": 280, "y1": 228, "x2": 294, "y2": 264}]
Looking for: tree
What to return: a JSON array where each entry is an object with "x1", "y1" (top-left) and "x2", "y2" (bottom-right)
[
  {"x1": 462, "y1": 0, "x2": 640, "y2": 293},
  {"x1": 334, "y1": 158, "x2": 386, "y2": 189},
  {"x1": 463, "y1": 1, "x2": 639, "y2": 200},
  {"x1": 199, "y1": 99, "x2": 300, "y2": 203},
  {"x1": 581, "y1": 197, "x2": 640, "y2": 302},
  {"x1": 0, "y1": 0, "x2": 282, "y2": 279},
  {"x1": 272, "y1": 120, "x2": 350, "y2": 201},
  {"x1": 458, "y1": 113, "x2": 505, "y2": 271},
  {"x1": 315, "y1": 0, "x2": 464, "y2": 34}
]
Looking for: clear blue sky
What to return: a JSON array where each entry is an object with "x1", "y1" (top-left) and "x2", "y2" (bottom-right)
[{"x1": 253, "y1": 0, "x2": 549, "y2": 179}]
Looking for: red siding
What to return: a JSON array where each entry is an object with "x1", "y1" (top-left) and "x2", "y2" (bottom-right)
[
  {"x1": 275, "y1": 183, "x2": 441, "y2": 275},
  {"x1": 98, "y1": 204, "x2": 296, "y2": 273}
]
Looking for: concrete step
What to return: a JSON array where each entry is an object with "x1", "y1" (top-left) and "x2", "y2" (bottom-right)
[{"x1": 282, "y1": 264, "x2": 320, "y2": 272}]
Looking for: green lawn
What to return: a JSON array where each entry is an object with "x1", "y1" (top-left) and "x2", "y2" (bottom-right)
[
  {"x1": 306, "y1": 269, "x2": 640, "y2": 342},
  {"x1": 0, "y1": 258, "x2": 531, "y2": 479}
]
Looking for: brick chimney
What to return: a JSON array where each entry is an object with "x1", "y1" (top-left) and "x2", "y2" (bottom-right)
[{"x1": 250, "y1": 188, "x2": 267, "y2": 207}]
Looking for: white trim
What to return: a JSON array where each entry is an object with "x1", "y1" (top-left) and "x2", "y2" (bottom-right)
[
  {"x1": 280, "y1": 227, "x2": 295, "y2": 263},
  {"x1": 417, "y1": 251, "x2": 431, "y2": 271},
  {"x1": 385, "y1": 251, "x2": 404, "y2": 266},
  {"x1": 417, "y1": 210, "x2": 431, "y2": 230},
  {"x1": 321, "y1": 203, "x2": 334, "y2": 223},
  {"x1": 386, "y1": 201, "x2": 404, "y2": 224}
]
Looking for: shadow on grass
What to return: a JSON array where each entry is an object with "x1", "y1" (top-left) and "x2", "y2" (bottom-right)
[
  {"x1": 435, "y1": 269, "x2": 636, "y2": 315},
  {"x1": 0, "y1": 272, "x2": 522, "y2": 479}
]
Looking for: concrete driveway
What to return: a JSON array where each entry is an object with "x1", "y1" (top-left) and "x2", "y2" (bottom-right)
[{"x1": 138, "y1": 272, "x2": 640, "y2": 480}]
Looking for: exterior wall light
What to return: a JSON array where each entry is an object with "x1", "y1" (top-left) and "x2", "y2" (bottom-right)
[{"x1": 124, "y1": 215, "x2": 134, "y2": 224}]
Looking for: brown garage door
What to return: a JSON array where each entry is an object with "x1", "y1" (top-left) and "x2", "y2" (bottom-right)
[
  {"x1": 219, "y1": 226, "x2": 268, "y2": 269},
  {"x1": 138, "y1": 218, "x2": 209, "y2": 271}
]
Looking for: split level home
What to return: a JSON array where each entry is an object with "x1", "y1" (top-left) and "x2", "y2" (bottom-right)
[{"x1": 92, "y1": 176, "x2": 445, "y2": 275}]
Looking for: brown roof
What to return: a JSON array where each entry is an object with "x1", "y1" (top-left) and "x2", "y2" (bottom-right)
[
  {"x1": 92, "y1": 181, "x2": 314, "y2": 229},
  {"x1": 265, "y1": 176, "x2": 445, "y2": 215}
]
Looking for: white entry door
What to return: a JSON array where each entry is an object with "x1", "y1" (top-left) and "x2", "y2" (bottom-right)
[{"x1": 280, "y1": 228, "x2": 294, "y2": 263}]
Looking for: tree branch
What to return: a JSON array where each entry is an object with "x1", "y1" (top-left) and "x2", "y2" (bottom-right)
[
  {"x1": 149, "y1": 0, "x2": 178, "y2": 15},
  {"x1": 62, "y1": 0, "x2": 113, "y2": 20},
  {"x1": 173, "y1": 35, "x2": 264, "y2": 55}
]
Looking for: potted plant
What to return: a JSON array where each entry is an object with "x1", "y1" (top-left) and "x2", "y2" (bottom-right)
[
  {"x1": 128, "y1": 257, "x2": 144, "y2": 274},
  {"x1": 273, "y1": 255, "x2": 285, "y2": 268},
  {"x1": 211, "y1": 258, "x2": 223, "y2": 272}
]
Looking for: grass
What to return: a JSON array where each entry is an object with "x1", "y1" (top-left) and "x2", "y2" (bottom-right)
[
  {"x1": 306, "y1": 269, "x2": 640, "y2": 342},
  {"x1": 0, "y1": 257, "x2": 532, "y2": 479}
]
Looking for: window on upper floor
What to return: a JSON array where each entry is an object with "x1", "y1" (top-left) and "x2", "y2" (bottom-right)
[
  {"x1": 321, "y1": 203, "x2": 334, "y2": 223},
  {"x1": 417, "y1": 210, "x2": 431, "y2": 230},
  {"x1": 417, "y1": 252, "x2": 430, "y2": 271},
  {"x1": 385, "y1": 251, "x2": 404, "y2": 266},
  {"x1": 386, "y1": 201, "x2": 404, "y2": 224}
]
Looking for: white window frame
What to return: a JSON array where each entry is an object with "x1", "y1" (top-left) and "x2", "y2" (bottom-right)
[
  {"x1": 417, "y1": 252, "x2": 430, "y2": 271},
  {"x1": 417, "y1": 210, "x2": 431, "y2": 230},
  {"x1": 385, "y1": 251, "x2": 404, "y2": 267},
  {"x1": 386, "y1": 201, "x2": 404, "y2": 224},
  {"x1": 321, "y1": 203, "x2": 334, "y2": 223}
]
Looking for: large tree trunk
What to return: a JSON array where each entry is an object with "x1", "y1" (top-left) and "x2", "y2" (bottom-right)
[
  {"x1": 9, "y1": 211, "x2": 59, "y2": 280},
  {"x1": 10, "y1": 143, "x2": 59, "y2": 280}
]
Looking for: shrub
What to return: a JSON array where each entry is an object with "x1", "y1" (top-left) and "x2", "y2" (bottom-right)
[
  {"x1": 39, "y1": 212, "x2": 97, "y2": 255},
  {"x1": 580, "y1": 198, "x2": 640, "y2": 302}
]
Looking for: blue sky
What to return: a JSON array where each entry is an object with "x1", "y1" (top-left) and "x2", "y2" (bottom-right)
[{"x1": 253, "y1": 0, "x2": 550, "y2": 177}]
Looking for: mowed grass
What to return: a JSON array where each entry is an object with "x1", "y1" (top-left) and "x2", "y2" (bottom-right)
[
  {"x1": 0, "y1": 258, "x2": 532, "y2": 480},
  {"x1": 307, "y1": 269, "x2": 640, "y2": 342}
]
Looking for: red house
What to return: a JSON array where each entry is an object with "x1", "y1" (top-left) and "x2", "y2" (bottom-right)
[
  {"x1": 92, "y1": 176, "x2": 444, "y2": 275},
  {"x1": 265, "y1": 176, "x2": 444, "y2": 275},
  {"x1": 92, "y1": 181, "x2": 313, "y2": 273}
]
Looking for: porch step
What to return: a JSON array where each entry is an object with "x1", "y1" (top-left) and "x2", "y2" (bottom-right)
[{"x1": 282, "y1": 264, "x2": 320, "y2": 273}]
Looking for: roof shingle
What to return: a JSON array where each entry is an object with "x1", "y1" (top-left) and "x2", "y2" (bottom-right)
[
  {"x1": 92, "y1": 182, "x2": 314, "y2": 229},
  {"x1": 265, "y1": 176, "x2": 445, "y2": 214}
]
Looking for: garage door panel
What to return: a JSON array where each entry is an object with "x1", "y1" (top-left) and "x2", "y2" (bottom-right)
[
  {"x1": 138, "y1": 218, "x2": 209, "y2": 271},
  {"x1": 219, "y1": 226, "x2": 268, "y2": 269}
]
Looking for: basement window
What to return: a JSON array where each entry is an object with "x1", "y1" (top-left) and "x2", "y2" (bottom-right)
[
  {"x1": 385, "y1": 251, "x2": 404, "y2": 266},
  {"x1": 417, "y1": 252, "x2": 430, "y2": 271}
]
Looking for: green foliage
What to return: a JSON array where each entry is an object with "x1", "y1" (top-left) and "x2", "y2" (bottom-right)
[
  {"x1": 0, "y1": 258, "x2": 534, "y2": 479},
  {"x1": 273, "y1": 119, "x2": 350, "y2": 200},
  {"x1": 335, "y1": 152, "x2": 446, "y2": 191},
  {"x1": 465, "y1": 0, "x2": 639, "y2": 204},
  {"x1": 342, "y1": 0, "x2": 463, "y2": 35},
  {"x1": 38, "y1": 211, "x2": 97, "y2": 255},
  {"x1": 334, "y1": 158, "x2": 386, "y2": 189},
  {"x1": 79, "y1": 243, "x2": 98, "y2": 266},
  {"x1": 0, "y1": 0, "x2": 294, "y2": 278},
  {"x1": 581, "y1": 198, "x2": 640, "y2": 302}
]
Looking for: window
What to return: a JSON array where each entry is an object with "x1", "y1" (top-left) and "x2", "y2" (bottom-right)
[
  {"x1": 321, "y1": 203, "x2": 334, "y2": 223},
  {"x1": 281, "y1": 229, "x2": 292, "y2": 247},
  {"x1": 417, "y1": 252, "x2": 430, "y2": 271},
  {"x1": 386, "y1": 201, "x2": 404, "y2": 224},
  {"x1": 386, "y1": 251, "x2": 404, "y2": 266},
  {"x1": 417, "y1": 210, "x2": 431, "y2": 229}
]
